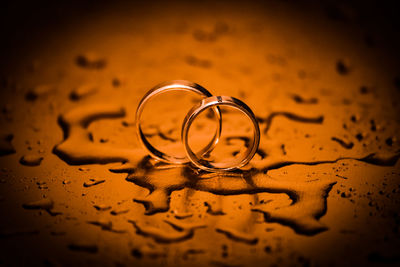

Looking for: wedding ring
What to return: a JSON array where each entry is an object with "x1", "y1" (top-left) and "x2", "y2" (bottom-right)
[
  {"x1": 135, "y1": 80, "x2": 222, "y2": 164},
  {"x1": 182, "y1": 96, "x2": 260, "y2": 172}
]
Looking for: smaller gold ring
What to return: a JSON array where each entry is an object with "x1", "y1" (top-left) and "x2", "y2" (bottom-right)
[{"x1": 182, "y1": 96, "x2": 260, "y2": 172}]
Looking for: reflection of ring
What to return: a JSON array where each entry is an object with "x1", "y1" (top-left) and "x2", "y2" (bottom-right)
[
  {"x1": 135, "y1": 80, "x2": 222, "y2": 164},
  {"x1": 182, "y1": 96, "x2": 260, "y2": 172}
]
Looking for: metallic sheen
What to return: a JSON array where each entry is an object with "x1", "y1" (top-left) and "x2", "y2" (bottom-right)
[
  {"x1": 136, "y1": 80, "x2": 222, "y2": 164},
  {"x1": 182, "y1": 96, "x2": 260, "y2": 172}
]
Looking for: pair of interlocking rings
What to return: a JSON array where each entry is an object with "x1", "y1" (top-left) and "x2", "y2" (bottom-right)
[{"x1": 135, "y1": 80, "x2": 260, "y2": 172}]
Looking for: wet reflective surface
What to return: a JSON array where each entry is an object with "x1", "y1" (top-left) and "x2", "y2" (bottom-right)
[{"x1": 0, "y1": 1, "x2": 400, "y2": 266}]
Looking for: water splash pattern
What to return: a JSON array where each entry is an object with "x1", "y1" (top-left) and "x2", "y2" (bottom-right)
[{"x1": 53, "y1": 104, "x2": 400, "y2": 236}]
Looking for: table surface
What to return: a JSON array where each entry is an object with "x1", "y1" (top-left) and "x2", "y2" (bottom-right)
[{"x1": 0, "y1": 1, "x2": 399, "y2": 266}]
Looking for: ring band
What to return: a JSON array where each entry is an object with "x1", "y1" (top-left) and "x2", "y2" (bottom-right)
[
  {"x1": 135, "y1": 80, "x2": 222, "y2": 164},
  {"x1": 182, "y1": 96, "x2": 260, "y2": 172}
]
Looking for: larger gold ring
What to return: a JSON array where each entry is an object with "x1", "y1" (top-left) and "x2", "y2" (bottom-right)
[{"x1": 135, "y1": 80, "x2": 222, "y2": 164}]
